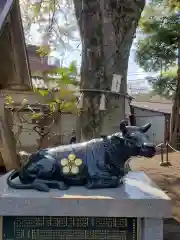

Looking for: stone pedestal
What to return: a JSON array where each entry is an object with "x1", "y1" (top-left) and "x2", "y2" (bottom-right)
[{"x1": 0, "y1": 171, "x2": 171, "y2": 240}]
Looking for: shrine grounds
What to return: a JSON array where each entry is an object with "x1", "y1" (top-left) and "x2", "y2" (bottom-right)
[{"x1": 130, "y1": 152, "x2": 180, "y2": 240}]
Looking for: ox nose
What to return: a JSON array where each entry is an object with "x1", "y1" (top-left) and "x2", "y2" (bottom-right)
[
  {"x1": 143, "y1": 143, "x2": 155, "y2": 148},
  {"x1": 141, "y1": 143, "x2": 156, "y2": 157}
]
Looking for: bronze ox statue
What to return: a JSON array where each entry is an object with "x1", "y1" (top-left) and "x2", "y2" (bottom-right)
[{"x1": 7, "y1": 121, "x2": 155, "y2": 192}]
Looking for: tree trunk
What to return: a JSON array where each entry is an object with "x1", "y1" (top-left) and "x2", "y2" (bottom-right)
[
  {"x1": 170, "y1": 38, "x2": 180, "y2": 148},
  {"x1": 74, "y1": 0, "x2": 145, "y2": 141},
  {"x1": 0, "y1": 97, "x2": 20, "y2": 170}
]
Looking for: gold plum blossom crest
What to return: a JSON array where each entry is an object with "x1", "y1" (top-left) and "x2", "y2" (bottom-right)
[{"x1": 60, "y1": 154, "x2": 83, "y2": 175}]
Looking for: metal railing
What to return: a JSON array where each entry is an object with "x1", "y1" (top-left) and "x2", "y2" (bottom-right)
[
  {"x1": 156, "y1": 141, "x2": 180, "y2": 167},
  {"x1": 128, "y1": 141, "x2": 179, "y2": 171}
]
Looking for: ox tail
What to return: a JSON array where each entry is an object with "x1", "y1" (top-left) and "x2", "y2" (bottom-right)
[{"x1": 7, "y1": 170, "x2": 33, "y2": 189}]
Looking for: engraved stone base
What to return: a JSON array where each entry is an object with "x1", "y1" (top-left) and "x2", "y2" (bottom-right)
[
  {"x1": 0, "y1": 171, "x2": 171, "y2": 240},
  {"x1": 3, "y1": 216, "x2": 138, "y2": 240}
]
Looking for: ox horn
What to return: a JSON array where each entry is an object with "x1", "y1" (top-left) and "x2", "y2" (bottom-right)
[
  {"x1": 120, "y1": 120, "x2": 128, "y2": 134},
  {"x1": 140, "y1": 123, "x2": 151, "y2": 133}
]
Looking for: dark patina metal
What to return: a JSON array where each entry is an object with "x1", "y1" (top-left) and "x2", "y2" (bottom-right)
[{"x1": 7, "y1": 121, "x2": 155, "y2": 191}]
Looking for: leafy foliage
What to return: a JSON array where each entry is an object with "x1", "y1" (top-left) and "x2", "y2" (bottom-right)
[
  {"x1": 168, "y1": 0, "x2": 180, "y2": 10},
  {"x1": 43, "y1": 61, "x2": 78, "y2": 84},
  {"x1": 146, "y1": 68, "x2": 177, "y2": 98},
  {"x1": 33, "y1": 61, "x2": 79, "y2": 117},
  {"x1": 136, "y1": 0, "x2": 180, "y2": 97},
  {"x1": 20, "y1": 0, "x2": 79, "y2": 54},
  {"x1": 4, "y1": 96, "x2": 14, "y2": 105},
  {"x1": 4, "y1": 62, "x2": 79, "y2": 148},
  {"x1": 36, "y1": 46, "x2": 51, "y2": 57},
  {"x1": 136, "y1": 37, "x2": 176, "y2": 72},
  {"x1": 136, "y1": 0, "x2": 180, "y2": 147}
]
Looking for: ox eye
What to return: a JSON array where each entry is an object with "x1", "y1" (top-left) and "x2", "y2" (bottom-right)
[
  {"x1": 131, "y1": 137, "x2": 137, "y2": 142},
  {"x1": 29, "y1": 166, "x2": 39, "y2": 174}
]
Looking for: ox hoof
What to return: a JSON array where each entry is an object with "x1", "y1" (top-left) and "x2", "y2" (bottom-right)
[
  {"x1": 57, "y1": 182, "x2": 68, "y2": 190},
  {"x1": 45, "y1": 181, "x2": 69, "y2": 191},
  {"x1": 119, "y1": 177, "x2": 124, "y2": 184},
  {"x1": 85, "y1": 182, "x2": 94, "y2": 189},
  {"x1": 32, "y1": 181, "x2": 50, "y2": 192}
]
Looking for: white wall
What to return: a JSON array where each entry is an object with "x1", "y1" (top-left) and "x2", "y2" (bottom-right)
[
  {"x1": 1, "y1": 90, "x2": 77, "y2": 151},
  {"x1": 13, "y1": 113, "x2": 77, "y2": 152},
  {"x1": 133, "y1": 107, "x2": 165, "y2": 144}
]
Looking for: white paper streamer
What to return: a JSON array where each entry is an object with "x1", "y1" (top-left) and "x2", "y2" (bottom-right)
[
  {"x1": 77, "y1": 93, "x2": 84, "y2": 109},
  {"x1": 99, "y1": 94, "x2": 106, "y2": 110},
  {"x1": 111, "y1": 74, "x2": 122, "y2": 92},
  {"x1": 125, "y1": 98, "x2": 131, "y2": 116}
]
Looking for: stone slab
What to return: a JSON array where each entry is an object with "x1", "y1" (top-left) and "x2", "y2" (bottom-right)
[
  {"x1": 142, "y1": 218, "x2": 163, "y2": 240},
  {"x1": 0, "y1": 171, "x2": 171, "y2": 217}
]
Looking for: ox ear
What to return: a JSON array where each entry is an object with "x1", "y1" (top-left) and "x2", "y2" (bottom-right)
[
  {"x1": 140, "y1": 123, "x2": 151, "y2": 133},
  {"x1": 120, "y1": 120, "x2": 128, "y2": 135},
  {"x1": 18, "y1": 151, "x2": 30, "y2": 164}
]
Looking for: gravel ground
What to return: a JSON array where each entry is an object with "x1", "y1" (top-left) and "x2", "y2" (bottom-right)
[{"x1": 130, "y1": 153, "x2": 180, "y2": 240}]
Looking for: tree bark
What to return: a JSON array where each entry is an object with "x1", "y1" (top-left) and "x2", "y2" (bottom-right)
[
  {"x1": 0, "y1": 97, "x2": 20, "y2": 170},
  {"x1": 74, "y1": 0, "x2": 145, "y2": 141},
  {"x1": 170, "y1": 38, "x2": 180, "y2": 148}
]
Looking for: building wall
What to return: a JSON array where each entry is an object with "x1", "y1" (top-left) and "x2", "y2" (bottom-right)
[
  {"x1": 1, "y1": 89, "x2": 48, "y2": 105},
  {"x1": 14, "y1": 113, "x2": 77, "y2": 152},
  {"x1": 15, "y1": 106, "x2": 125, "y2": 152},
  {"x1": 1, "y1": 90, "x2": 77, "y2": 152},
  {"x1": 133, "y1": 107, "x2": 163, "y2": 117},
  {"x1": 133, "y1": 107, "x2": 165, "y2": 144}
]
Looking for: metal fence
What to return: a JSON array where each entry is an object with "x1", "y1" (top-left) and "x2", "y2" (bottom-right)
[{"x1": 156, "y1": 141, "x2": 180, "y2": 167}]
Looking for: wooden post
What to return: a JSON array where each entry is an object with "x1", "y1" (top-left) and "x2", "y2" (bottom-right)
[{"x1": 0, "y1": 96, "x2": 19, "y2": 171}]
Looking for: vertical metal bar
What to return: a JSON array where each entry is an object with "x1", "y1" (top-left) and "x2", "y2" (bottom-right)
[
  {"x1": 160, "y1": 144, "x2": 164, "y2": 164},
  {"x1": 166, "y1": 142, "x2": 168, "y2": 164}
]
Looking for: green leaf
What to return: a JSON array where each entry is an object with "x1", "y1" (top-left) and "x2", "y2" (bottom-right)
[
  {"x1": 136, "y1": 0, "x2": 179, "y2": 99},
  {"x1": 69, "y1": 61, "x2": 77, "y2": 74},
  {"x1": 32, "y1": 3, "x2": 41, "y2": 19},
  {"x1": 60, "y1": 75, "x2": 76, "y2": 85},
  {"x1": 31, "y1": 113, "x2": 43, "y2": 119},
  {"x1": 44, "y1": 67, "x2": 68, "y2": 75},
  {"x1": 36, "y1": 46, "x2": 51, "y2": 57},
  {"x1": 135, "y1": 36, "x2": 176, "y2": 72},
  {"x1": 43, "y1": 63, "x2": 79, "y2": 87},
  {"x1": 147, "y1": 67, "x2": 177, "y2": 98},
  {"x1": 169, "y1": 0, "x2": 180, "y2": 10},
  {"x1": 58, "y1": 87, "x2": 75, "y2": 100},
  {"x1": 49, "y1": 102, "x2": 57, "y2": 112},
  {"x1": 136, "y1": 1, "x2": 178, "y2": 72},
  {"x1": 4, "y1": 96, "x2": 14, "y2": 105},
  {"x1": 38, "y1": 89, "x2": 49, "y2": 96},
  {"x1": 60, "y1": 102, "x2": 74, "y2": 111}
]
